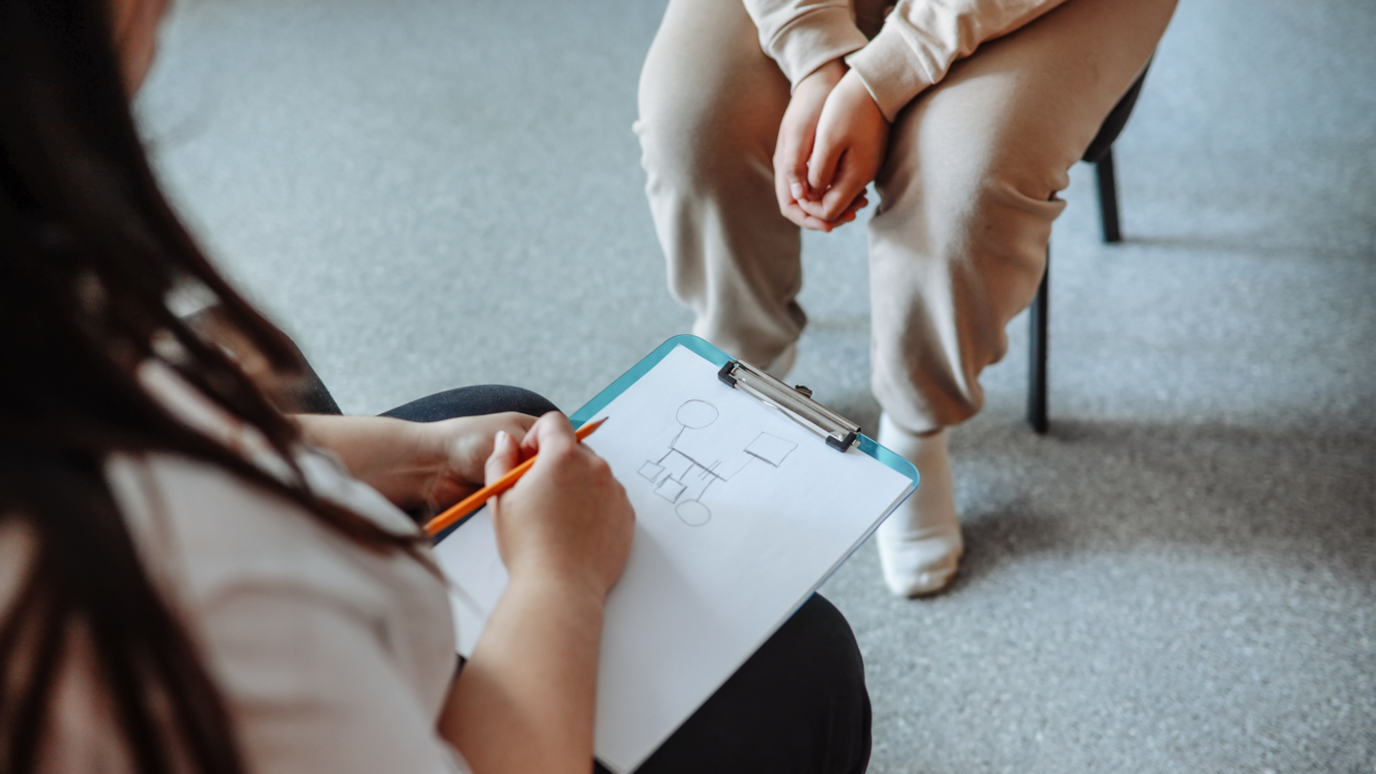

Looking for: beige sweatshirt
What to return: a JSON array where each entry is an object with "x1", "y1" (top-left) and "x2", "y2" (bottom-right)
[{"x1": 743, "y1": 0, "x2": 1068, "y2": 121}]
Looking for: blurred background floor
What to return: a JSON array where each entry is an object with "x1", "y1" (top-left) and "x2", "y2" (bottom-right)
[{"x1": 141, "y1": 0, "x2": 1375, "y2": 771}]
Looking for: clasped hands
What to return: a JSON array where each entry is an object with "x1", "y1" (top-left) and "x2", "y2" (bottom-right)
[{"x1": 774, "y1": 59, "x2": 891, "y2": 232}]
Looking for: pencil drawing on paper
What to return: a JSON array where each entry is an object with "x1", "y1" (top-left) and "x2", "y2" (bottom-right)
[{"x1": 637, "y1": 399, "x2": 798, "y2": 526}]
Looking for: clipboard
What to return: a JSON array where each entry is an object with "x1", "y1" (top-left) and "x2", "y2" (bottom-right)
[
  {"x1": 435, "y1": 335, "x2": 917, "y2": 773},
  {"x1": 570, "y1": 334, "x2": 918, "y2": 483}
]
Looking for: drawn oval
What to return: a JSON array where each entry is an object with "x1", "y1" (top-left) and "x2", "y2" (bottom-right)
[
  {"x1": 676, "y1": 400, "x2": 718, "y2": 429},
  {"x1": 676, "y1": 500, "x2": 711, "y2": 527}
]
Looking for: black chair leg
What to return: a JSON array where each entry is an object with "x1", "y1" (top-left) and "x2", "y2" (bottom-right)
[
  {"x1": 1028, "y1": 247, "x2": 1050, "y2": 434},
  {"x1": 1096, "y1": 147, "x2": 1122, "y2": 244}
]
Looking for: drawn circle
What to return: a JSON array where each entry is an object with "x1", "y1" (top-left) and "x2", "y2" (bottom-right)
[
  {"x1": 676, "y1": 500, "x2": 711, "y2": 527},
  {"x1": 676, "y1": 400, "x2": 718, "y2": 429}
]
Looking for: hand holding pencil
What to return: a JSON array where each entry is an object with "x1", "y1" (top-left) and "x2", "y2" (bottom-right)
[
  {"x1": 445, "y1": 411, "x2": 634, "y2": 599},
  {"x1": 425, "y1": 416, "x2": 608, "y2": 535}
]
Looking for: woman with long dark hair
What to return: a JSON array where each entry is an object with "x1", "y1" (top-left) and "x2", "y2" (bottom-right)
[{"x1": 0, "y1": 1, "x2": 873, "y2": 772}]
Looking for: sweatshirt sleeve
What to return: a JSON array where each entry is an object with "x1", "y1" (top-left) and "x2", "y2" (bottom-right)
[
  {"x1": 845, "y1": 0, "x2": 1070, "y2": 121},
  {"x1": 743, "y1": 0, "x2": 871, "y2": 86}
]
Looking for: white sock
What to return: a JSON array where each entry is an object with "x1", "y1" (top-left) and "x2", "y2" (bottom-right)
[{"x1": 875, "y1": 413, "x2": 963, "y2": 597}]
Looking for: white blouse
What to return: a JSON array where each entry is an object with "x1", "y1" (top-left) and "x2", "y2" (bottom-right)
[{"x1": 2, "y1": 363, "x2": 471, "y2": 773}]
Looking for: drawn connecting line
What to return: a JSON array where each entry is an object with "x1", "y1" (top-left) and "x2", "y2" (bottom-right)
[{"x1": 638, "y1": 399, "x2": 798, "y2": 526}]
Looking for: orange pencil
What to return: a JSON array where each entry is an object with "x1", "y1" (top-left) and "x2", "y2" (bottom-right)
[{"x1": 424, "y1": 417, "x2": 608, "y2": 537}]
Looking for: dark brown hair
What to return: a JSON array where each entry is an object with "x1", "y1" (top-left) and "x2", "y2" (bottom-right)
[{"x1": 0, "y1": 2, "x2": 424, "y2": 772}]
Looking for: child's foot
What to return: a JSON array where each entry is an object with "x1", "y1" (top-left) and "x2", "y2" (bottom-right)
[{"x1": 875, "y1": 413, "x2": 963, "y2": 597}]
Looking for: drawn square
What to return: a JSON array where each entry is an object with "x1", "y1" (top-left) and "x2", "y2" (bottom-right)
[
  {"x1": 639, "y1": 461, "x2": 664, "y2": 481},
  {"x1": 744, "y1": 433, "x2": 797, "y2": 467},
  {"x1": 654, "y1": 478, "x2": 687, "y2": 503}
]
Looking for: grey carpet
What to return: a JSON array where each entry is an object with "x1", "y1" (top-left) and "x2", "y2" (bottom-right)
[{"x1": 141, "y1": 0, "x2": 1375, "y2": 771}]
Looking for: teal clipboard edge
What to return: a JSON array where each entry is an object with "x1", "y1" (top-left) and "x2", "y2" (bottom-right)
[{"x1": 569, "y1": 334, "x2": 919, "y2": 490}]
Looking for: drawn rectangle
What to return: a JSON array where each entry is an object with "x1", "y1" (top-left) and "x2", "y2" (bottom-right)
[
  {"x1": 744, "y1": 433, "x2": 797, "y2": 467},
  {"x1": 654, "y1": 477, "x2": 687, "y2": 502}
]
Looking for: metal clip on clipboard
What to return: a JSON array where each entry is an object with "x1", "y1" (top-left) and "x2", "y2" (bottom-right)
[{"x1": 717, "y1": 360, "x2": 860, "y2": 452}]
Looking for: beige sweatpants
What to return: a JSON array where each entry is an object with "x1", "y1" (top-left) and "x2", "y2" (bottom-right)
[{"x1": 636, "y1": 0, "x2": 1177, "y2": 434}]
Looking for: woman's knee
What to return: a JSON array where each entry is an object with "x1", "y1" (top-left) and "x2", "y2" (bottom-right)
[
  {"x1": 379, "y1": 385, "x2": 558, "y2": 423},
  {"x1": 870, "y1": 98, "x2": 1063, "y2": 335},
  {"x1": 636, "y1": 90, "x2": 783, "y2": 194},
  {"x1": 636, "y1": 0, "x2": 787, "y2": 190},
  {"x1": 629, "y1": 593, "x2": 871, "y2": 774}
]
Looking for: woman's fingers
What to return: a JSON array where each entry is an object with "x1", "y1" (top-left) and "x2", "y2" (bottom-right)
[
  {"x1": 774, "y1": 129, "x2": 819, "y2": 228},
  {"x1": 465, "y1": 413, "x2": 536, "y2": 470},
  {"x1": 805, "y1": 131, "x2": 845, "y2": 197},
  {"x1": 776, "y1": 123, "x2": 814, "y2": 204},
  {"x1": 417, "y1": 412, "x2": 538, "y2": 508},
  {"x1": 794, "y1": 70, "x2": 892, "y2": 228},
  {"x1": 772, "y1": 84, "x2": 815, "y2": 214},
  {"x1": 772, "y1": 59, "x2": 846, "y2": 229},
  {"x1": 795, "y1": 188, "x2": 869, "y2": 231},
  {"x1": 483, "y1": 430, "x2": 521, "y2": 484},
  {"x1": 491, "y1": 415, "x2": 635, "y2": 599},
  {"x1": 817, "y1": 155, "x2": 872, "y2": 221},
  {"x1": 517, "y1": 410, "x2": 576, "y2": 457}
]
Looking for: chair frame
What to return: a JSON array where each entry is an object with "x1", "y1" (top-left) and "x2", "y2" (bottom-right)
[{"x1": 1027, "y1": 67, "x2": 1147, "y2": 433}]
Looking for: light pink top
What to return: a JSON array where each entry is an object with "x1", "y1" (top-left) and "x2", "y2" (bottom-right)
[{"x1": 0, "y1": 363, "x2": 470, "y2": 773}]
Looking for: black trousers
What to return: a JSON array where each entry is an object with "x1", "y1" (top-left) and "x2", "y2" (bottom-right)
[{"x1": 376, "y1": 385, "x2": 873, "y2": 774}]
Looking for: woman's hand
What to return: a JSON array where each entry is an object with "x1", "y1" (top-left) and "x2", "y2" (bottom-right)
[
  {"x1": 440, "y1": 412, "x2": 634, "y2": 774},
  {"x1": 421, "y1": 413, "x2": 538, "y2": 508},
  {"x1": 795, "y1": 69, "x2": 891, "y2": 227},
  {"x1": 293, "y1": 412, "x2": 536, "y2": 511},
  {"x1": 775, "y1": 60, "x2": 866, "y2": 231},
  {"x1": 774, "y1": 60, "x2": 876, "y2": 232},
  {"x1": 484, "y1": 412, "x2": 634, "y2": 599}
]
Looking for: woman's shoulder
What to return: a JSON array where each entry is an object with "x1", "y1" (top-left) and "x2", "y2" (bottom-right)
[
  {"x1": 1, "y1": 450, "x2": 464, "y2": 774},
  {"x1": 101, "y1": 449, "x2": 464, "y2": 772},
  {"x1": 111, "y1": 360, "x2": 451, "y2": 640},
  {"x1": 104, "y1": 443, "x2": 443, "y2": 630}
]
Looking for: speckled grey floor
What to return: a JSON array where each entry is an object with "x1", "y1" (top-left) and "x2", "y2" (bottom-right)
[{"x1": 140, "y1": 0, "x2": 1375, "y2": 771}]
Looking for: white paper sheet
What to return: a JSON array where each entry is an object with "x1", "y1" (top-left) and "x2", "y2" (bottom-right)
[{"x1": 434, "y1": 345, "x2": 913, "y2": 773}]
